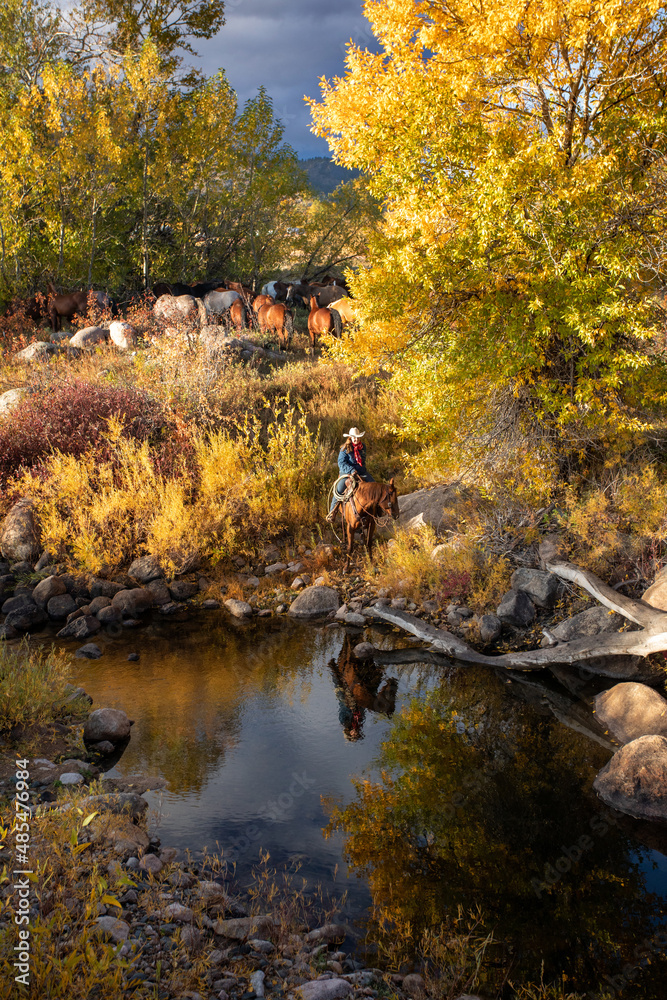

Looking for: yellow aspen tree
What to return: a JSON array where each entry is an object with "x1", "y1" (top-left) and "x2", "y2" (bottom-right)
[{"x1": 309, "y1": 0, "x2": 667, "y2": 478}]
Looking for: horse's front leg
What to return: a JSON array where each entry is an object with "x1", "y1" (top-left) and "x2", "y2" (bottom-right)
[
  {"x1": 344, "y1": 517, "x2": 355, "y2": 574},
  {"x1": 366, "y1": 520, "x2": 376, "y2": 563}
]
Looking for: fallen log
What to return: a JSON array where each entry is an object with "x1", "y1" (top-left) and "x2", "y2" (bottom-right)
[{"x1": 363, "y1": 560, "x2": 667, "y2": 679}]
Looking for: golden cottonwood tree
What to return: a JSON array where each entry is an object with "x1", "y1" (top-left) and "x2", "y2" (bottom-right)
[{"x1": 310, "y1": 0, "x2": 667, "y2": 476}]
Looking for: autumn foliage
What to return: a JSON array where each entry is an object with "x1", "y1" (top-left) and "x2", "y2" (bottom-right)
[{"x1": 310, "y1": 0, "x2": 667, "y2": 478}]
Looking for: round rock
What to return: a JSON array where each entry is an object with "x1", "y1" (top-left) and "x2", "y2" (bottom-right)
[
  {"x1": 0, "y1": 499, "x2": 41, "y2": 563},
  {"x1": 593, "y1": 734, "x2": 667, "y2": 821},
  {"x1": 288, "y1": 586, "x2": 340, "y2": 618},
  {"x1": 83, "y1": 708, "x2": 132, "y2": 744},
  {"x1": 75, "y1": 643, "x2": 103, "y2": 660},
  {"x1": 595, "y1": 682, "x2": 667, "y2": 744}
]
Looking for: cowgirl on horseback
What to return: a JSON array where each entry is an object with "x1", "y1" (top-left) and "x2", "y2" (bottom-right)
[{"x1": 326, "y1": 426, "x2": 375, "y2": 522}]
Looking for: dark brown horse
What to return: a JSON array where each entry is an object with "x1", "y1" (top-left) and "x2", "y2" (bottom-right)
[
  {"x1": 257, "y1": 303, "x2": 294, "y2": 350},
  {"x1": 47, "y1": 282, "x2": 88, "y2": 332},
  {"x1": 307, "y1": 296, "x2": 342, "y2": 352},
  {"x1": 339, "y1": 479, "x2": 399, "y2": 573}
]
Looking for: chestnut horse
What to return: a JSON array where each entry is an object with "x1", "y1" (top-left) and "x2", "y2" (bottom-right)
[
  {"x1": 257, "y1": 303, "x2": 294, "y2": 350},
  {"x1": 252, "y1": 294, "x2": 275, "y2": 314},
  {"x1": 47, "y1": 282, "x2": 88, "y2": 331},
  {"x1": 227, "y1": 298, "x2": 247, "y2": 333},
  {"x1": 308, "y1": 296, "x2": 343, "y2": 352},
  {"x1": 339, "y1": 479, "x2": 399, "y2": 573}
]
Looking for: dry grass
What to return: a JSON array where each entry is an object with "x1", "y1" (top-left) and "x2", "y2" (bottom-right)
[{"x1": 0, "y1": 641, "x2": 76, "y2": 733}]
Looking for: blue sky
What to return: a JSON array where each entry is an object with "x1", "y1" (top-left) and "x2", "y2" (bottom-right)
[{"x1": 195, "y1": 0, "x2": 377, "y2": 158}]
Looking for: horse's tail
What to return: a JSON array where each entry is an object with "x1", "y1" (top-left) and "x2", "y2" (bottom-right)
[
  {"x1": 331, "y1": 308, "x2": 343, "y2": 339},
  {"x1": 285, "y1": 310, "x2": 294, "y2": 346}
]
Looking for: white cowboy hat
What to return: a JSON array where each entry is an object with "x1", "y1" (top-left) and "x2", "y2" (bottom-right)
[{"x1": 343, "y1": 427, "x2": 365, "y2": 438}]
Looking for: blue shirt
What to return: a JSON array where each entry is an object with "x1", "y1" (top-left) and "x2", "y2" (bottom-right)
[{"x1": 338, "y1": 443, "x2": 367, "y2": 477}]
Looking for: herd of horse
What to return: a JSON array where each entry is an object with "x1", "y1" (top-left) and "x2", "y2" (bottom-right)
[{"x1": 5, "y1": 273, "x2": 357, "y2": 352}]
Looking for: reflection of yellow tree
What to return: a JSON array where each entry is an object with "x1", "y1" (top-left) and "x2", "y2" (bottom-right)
[
  {"x1": 328, "y1": 672, "x2": 667, "y2": 994},
  {"x1": 76, "y1": 621, "x2": 335, "y2": 793}
]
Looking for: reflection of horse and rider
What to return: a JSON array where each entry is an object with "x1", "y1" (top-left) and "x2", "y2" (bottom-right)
[
  {"x1": 326, "y1": 426, "x2": 400, "y2": 572},
  {"x1": 329, "y1": 636, "x2": 398, "y2": 742}
]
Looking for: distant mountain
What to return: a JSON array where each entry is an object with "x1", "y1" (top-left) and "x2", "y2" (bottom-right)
[{"x1": 300, "y1": 157, "x2": 360, "y2": 195}]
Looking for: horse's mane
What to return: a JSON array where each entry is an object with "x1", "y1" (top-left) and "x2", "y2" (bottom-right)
[{"x1": 356, "y1": 481, "x2": 392, "y2": 504}]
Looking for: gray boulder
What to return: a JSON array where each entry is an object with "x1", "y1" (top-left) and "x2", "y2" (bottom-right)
[
  {"x1": 0, "y1": 388, "x2": 26, "y2": 418},
  {"x1": 4, "y1": 606, "x2": 48, "y2": 631},
  {"x1": 547, "y1": 606, "x2": 625, "y2": 643},
  {"x1": 1, "y1": 500, "x2": 41, "y2": 563},
  {"x1": 84, "y1": 708, "x2": 132, "y2": 744},
  {"x1": 169, "y1": 581, "x2": 198, "y2": 601},
  {"x1": 89, "y1": 578, "x2": 125, "y2": 599},
  {"x1": 289, "y1": 586, "x2": 340, "y2": 618},
  {"x1": 111, "y1": 588, "x2": 153, "y2": 617},
  {"x1": 146, "y1": 578, "x2": 171, "y2": 605},
  {"x1": 153, "y1": 294, "x2": 198, "y2": 327},
  {"x1": 1, "y1": 594, "x2": 36, "y2": 615},
  {"x1": 78, "y1": 792, "x2": 147, "y2": 819},
  {"x1": 97, "y1": 605, "x2": 121, "y2": 624},
  {"x1": 69, "y1": 326, "x2": 108, "y2": 349},
  {"x1": 56, "y1": 615, "x2": 101, "y2": 639},
  {"x1": 393, "y1": 483, "x2": 466, "y2": 533},
  {"x1": 15, "y1": 341, "x2": 59, "y2": 362},
  {"x1": 511, "y1": 568, "x2": 564, "y2": 608},
  {"x1": 224, "y1": 598, "x2": 253, "y2": 618},
  {"x1": 33, "y1": 574, "x2": 67, "y2": 608},
  {"x1": 109, "y1": 321, "x2": 137, "y2": 349},
  {"x1": 594, "y1": 683, "x2": 667, "y2": 744},
  {"x1": 497, "y1": 590, "x2": 536, "y2": 626},
  {"x1": 87, "y1": 596, "x2": 111, "y2": 614},
  {"x1": 47, "y1": 593, "x2": 77, "y2": 619},
  {"x1": 128, "y1": 555, "x2": 163, "y2": 584},
  {"x1": 478, "y1": 614, "x2": 502, "y2": 642},
  {"x1": 296, "y1": 982, "x2": 352, "y2": 1000},
  {"x1": 95, "y1": 917, "x2": 130, "y2": 943},
  {"x1": 593, "y1": 734, "x2": 667, "y2": 821},
  {"x1": 212, "y1": 915, "x2": 273, "y2": 940},
  {"x1": 75, "y1": 644, "x2": 103, "y2": 660}
]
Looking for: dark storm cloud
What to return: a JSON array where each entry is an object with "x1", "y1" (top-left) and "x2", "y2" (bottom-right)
[{"x1": 195, "y1": 0, "x2": 379, "y2": 157}]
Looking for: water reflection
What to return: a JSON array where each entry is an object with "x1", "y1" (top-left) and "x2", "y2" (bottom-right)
[
  {"x1": 329, "y1": 670, "x2": 667, "y2": 995},
  {"x1": 62, "y1": 610, "x2": 667, "y2": 995},
  {"x1": 329, "y1": 635, "x2": 398, "y2": 741}
]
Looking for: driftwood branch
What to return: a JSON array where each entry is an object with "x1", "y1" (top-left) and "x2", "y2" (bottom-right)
[
  {"x1": 362, "y1": 559, "x2": 667, "y2": 680},
  {"x1": 545, "y1": 560, "x2": 667, "y2": 628}
]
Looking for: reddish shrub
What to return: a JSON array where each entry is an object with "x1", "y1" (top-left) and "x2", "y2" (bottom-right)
[
  {"x1": 0, "y1": 380, "x2": 171, "y2": 484},
  {"x1": 435, "y1": 569, "x2": 472, "y2": 604}
]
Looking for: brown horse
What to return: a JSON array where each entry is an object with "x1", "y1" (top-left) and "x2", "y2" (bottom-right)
[
  {"x1": 257, "y1": 303, "x2": 294, "y2": 350},
  {"x1": 252, "y1": 294, "x2": 275, "y2": 315},
  {"x1": 47, "y1": 282, "x2": 88, "y2": 332},
  {"x1": 307, "y1": 296, "x2": 343, "y2": 352},
  {"x1": 339, "y1": 479, "x2": 399, "y2": 573},
  {"x1": 328, "y1": 634, "x2": 398, "y2": 741},
  {"x1": 228, "y1": 298, "x2": 247, "y2": 333}
]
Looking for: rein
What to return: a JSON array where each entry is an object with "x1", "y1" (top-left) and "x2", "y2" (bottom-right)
[{"x1": 349, "y1": 485, "x2": 395, "y2": 528}]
